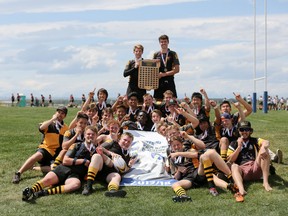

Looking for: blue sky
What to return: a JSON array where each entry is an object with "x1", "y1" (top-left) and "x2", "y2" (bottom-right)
[{"x1": 0, "y1": 0, "x2": 287, "y2": 101}]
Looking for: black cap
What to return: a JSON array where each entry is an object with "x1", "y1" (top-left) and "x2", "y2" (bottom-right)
[
  {"x1": 57, "y1": 106, "x2": 68, "y2": 115},
  {"x1": 128, "y1": 92, "x2": 139, "y2": 100},
  {"x1": 238, "y1": 121, "x2": 252, "y2": 129},
  {"x1": 198, "y1": 114, "x2": 209, "y2": 122},
  {"x1": 168, "y1": 99, "x2": 177, "y2": 106}
]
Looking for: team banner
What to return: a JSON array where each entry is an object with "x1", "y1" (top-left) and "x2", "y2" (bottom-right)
[{"x1": 121, "y1": 130, "x2": 176, "y2": 186}]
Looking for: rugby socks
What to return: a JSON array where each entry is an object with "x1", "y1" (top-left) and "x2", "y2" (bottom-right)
[
  {"x1": 220, "y1": 149, "x2": 227, "y2": 162},
  {"x1": 31, "y1": 181, "x2": 44, "y2": 193},
  {"x1": 226, "y1": 173, "x2": 233, "y2": 183},
  {"x1": 86, "y1": 167, "x2": 98, "y2": 186},
  {"x1": 47, "y1": 185, "x2": 65, "y2": 195},
  {"x1": 108, "y1": 182, "x2": 119, "y2": 192},
  {"x1": 173, "y1": 186, "x2": 186, "y2": 196},
  {"x1": 203, "y1": 159, "x2": 215, "y2": 188},
  {"x1": 52, "y1": 156, "x2": 62, "y2": 170}
]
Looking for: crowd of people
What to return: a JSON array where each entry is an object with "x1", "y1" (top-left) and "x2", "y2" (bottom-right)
[
  {"x1": 10, "y1": 35, "x2": 284, "y2": 204},
  {"x1": 12, "y1": 87, "x2": 283, "y2": 203}
]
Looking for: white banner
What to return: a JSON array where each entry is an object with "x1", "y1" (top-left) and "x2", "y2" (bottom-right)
[{"x1": 121, "y1": 130, "x2": 176, "y2": 186}]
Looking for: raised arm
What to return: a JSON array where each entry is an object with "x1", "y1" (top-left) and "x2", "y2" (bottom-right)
[
  {"x1": 180, "y1": 131, "x2": 206, "y2": 150},
  {"x1": 81, "y1": 88, "x2": 96, "y2": 112},
  {"x1": 200, "y1": 88, "x2": 211, "y2": 113},
  {"x1": 176, "y1": 106, "x2": 199, "y2": 129},
  {"x1": 232, "y1": 102, "x2": 245, "y2": 123},
  {"x1": 233, "y1": 92, "x2": 252, "y2": 117},
  {"x1": 210, "y1": 100, "x2": 221, "y2": 125},
  {"x1": 39, "y1": 112, "x2": 58, "y2": 131}
]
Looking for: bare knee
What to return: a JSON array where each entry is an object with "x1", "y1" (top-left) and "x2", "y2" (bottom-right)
[
  {"x1": 231, "y1": 163, "x2": 240, "y2": 172},
  {"x1": 172, "y1": 182, "x2": 180, "y2": 190},
  {"x1": 220, "y1": 137, "x2": 229, "y2": 149},
  {"x1": 90, "y1": 154, "x2": 103, "y2": 168},
  {"x1": 66, "y1": 180, "x2": 81, "y2": 192},
  {"x1": 201, "y1": 149, "x2": 215, "y2": 160},
  {"x1": 31, "y1": 151, "x2": 44, "y2": 161}
]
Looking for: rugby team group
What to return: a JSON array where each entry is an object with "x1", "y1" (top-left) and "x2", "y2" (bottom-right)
[{"x1": 11, "y1": 35, "x2": 283, "y2": 203}]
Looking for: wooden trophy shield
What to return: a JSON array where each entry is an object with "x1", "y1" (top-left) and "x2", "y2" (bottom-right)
[{"x1": 138, "y1": 60, "x2": 160, "y2": 91}]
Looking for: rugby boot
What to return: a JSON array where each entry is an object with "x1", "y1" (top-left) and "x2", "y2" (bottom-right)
[
  {"x1": 22, "y1": 187, "x2": 34, "y2": 201},
  {"x1": 172, "y1": 195, "x2": 192, "y2": 202},
  {"x1": 82, "y1": 183, "x2": 93, "y2": 195},
  {"x1": 104, "y1": 190, "x2": 127, "y2": 198},
  {"x1": 12, "y1": 172, "x2": 21, "y2": 184}
]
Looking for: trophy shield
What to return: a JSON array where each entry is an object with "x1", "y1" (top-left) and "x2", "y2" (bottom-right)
[{"x1": 138, "y1": 60, "x2": 160, "y2": 91}]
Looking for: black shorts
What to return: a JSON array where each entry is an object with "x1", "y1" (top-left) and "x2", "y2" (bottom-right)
[
  {"x1": 95, "y1": 165, "x2": 119, "y2": 183},
  {"x1": 182, "y1": 169, "x2": 206, "y2": 188},
  {"x1": 52, "y1": 165, "x2": 81, "y2": 185},
  {"x1": 154, "y1": 78, "x2": 177, "y2": 99},
  {"x1": 37, "y1": 148, "x2": 53, "y2": 167}
]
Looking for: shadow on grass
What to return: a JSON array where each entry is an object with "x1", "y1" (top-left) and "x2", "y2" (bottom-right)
[
  {"x1": 242, "y1": 172, "x2": 288, "y2": 193},
  {"x1": 269, "y1": 174, "x2": 288, "y2": 189}
]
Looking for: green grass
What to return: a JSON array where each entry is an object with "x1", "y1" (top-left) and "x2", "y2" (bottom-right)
[{"x1": 0, "y1": 107, "x2": 287, "y2": 216}]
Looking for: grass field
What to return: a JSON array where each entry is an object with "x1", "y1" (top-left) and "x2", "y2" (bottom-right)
[{"x1": 0, "y1": 107, "x2": 287, "y2": 216}]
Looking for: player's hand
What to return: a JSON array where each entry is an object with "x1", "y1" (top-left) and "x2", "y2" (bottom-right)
[
  {"x1": 96, "y1": 146, "x2": 104, "y2": 155},
  {"x1": 128, "y1": 157, "x2": 137, "y2": 167},
  {"x1": 200, "y1": 88, "x2": 206, "y2": 95},
  {"x1": 232, "y1": 102, "x2": 240, "y2": 109},
  {"x1": 83, "y1": 159, "x2": 90, "y2": 167},
  {"x1": 75, "y1": 126, "x2": 83, "y2": 135},
  {"x1": 52, "y1": 112, "x2": 59, "y2": 120},
  {"x1": 237, "y1": 137, "x2": 244, "y2": 149},
  {"x1": 170, "y1": 152, "x2": 179, "y2": 160},
  {"x1": 233, "y1": 92, "x2": 242, "y2": 101},
  {"x1": 209, "y1": 100, "x2": 217, "y2": 108}
]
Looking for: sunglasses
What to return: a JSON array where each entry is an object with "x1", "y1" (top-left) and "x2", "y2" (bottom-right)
[{"x1": 239, "y1": 128, "x2": 252, "y2": 132}]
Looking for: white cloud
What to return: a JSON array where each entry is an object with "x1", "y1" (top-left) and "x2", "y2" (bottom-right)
[
  {"x1": 0, "y1": 9, "x2": 287, "y2": 99},
  {"x1": 0, "y1": 0, "x2": 203, "y2": 14}
]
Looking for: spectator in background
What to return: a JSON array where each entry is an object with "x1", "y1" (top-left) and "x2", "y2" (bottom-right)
[
  {"x1": 68, "y1": 94, "x2": 75, "y2": 107},
  {"x1": 30, "y1": 93, "x2": 34, "y2": 107},
  {"x1": 246, "y1": 94, "x2": 252, "y2": 105},
  {"x1": 48, "y1": 95, "x2": 53, "y2": 106},
  {"x1": 268, "y1": 96, "x2": 272, "y2": 110},
  {"x1": 17, "y1": 93, "x2": 20, "y2": 105},
  {"x1": 279, "y1": 97, "x2": 285, "y2": 110},
  {"x1": 35, "y1": 97, "x2": 40, "y2": 107},
  {"x1": 258, "y1": 95, "x2": 263, "y2": 110},
  {"x1": 81, "y1": 94, "x2": 86, "y2": 107},
  {"x1": 11, "y1": 93, "x2": 15, "y2": 106},
  {"x1": 41, "y1": 94, "x2": 45, "y2": 107}
]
